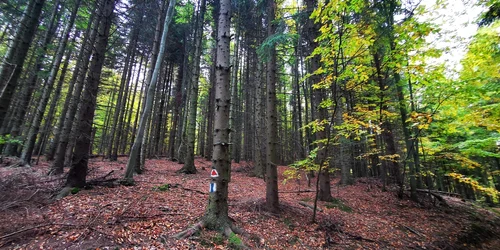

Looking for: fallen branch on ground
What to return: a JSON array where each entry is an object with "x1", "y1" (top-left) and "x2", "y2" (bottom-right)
[
  {"x1": 169, "y1": 183, "x2": 206, "y2": 195},
  {"x1": 0, "y1": 224, "x2": 52, "y2": 240},
  {"x1": 414, "y1": 189, "x2": 450, "y2": 207},
  {"x1": 279, "y1": 190, "x2": 314, "y2": 193},
  {"x1": 402, "y1": 225, "x2": 424, "y2": 238}
]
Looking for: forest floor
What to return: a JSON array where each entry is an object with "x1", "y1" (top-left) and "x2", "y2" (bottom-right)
[{"x1": 0, "y1": 157, "x2": 499, "y2": 249}]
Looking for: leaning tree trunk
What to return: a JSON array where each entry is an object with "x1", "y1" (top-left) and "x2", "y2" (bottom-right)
[
  {"x1": 37, "y1": 31, "x2": 79, "y2": 156},
  {"x1": 3, "y1": 0, "x2": 60, "y2": 156},
  {"x1": 21, "y1": 0, "x2": 79, "y2": 165},
  {"x1": 265, "y1": 0, "x2": 280, "y2": 214},
  {"x1": 47, "y1": 0, "x2": 91, "y2": 161},
  {"x1": 124, "y1": 0, "x2": 176, "y2": 182},
  {"x1": 62, "y1": 0, "x2": 115, "y2": 193},
  {"x1": 179, "y1": 0, "x2": 207, "y2": 174},
  {"x1": 0, "y1": 0, "x2": 45, "y2": 129}
]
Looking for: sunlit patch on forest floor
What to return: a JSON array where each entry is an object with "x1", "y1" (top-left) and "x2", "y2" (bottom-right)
[{"x1": 0, "y1": 157, "x2": 499, "y2": 249}]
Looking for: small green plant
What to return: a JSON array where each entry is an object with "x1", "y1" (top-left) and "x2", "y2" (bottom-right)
[
  {"x1": 325, "y1": 198, "x2": 353, "y2": 213},
  {"x1": 70, "y1": 187, "x2": 80, "y2": 194},
  {"x1": 154, "y1": 184, "x2": 171, "y2": 191},
  {"x1": 212, "y1": 234, "x2": 224, "y2": 245},
  {"x1": 228, "y1": 232, "x2": 242, "y2": 248}
]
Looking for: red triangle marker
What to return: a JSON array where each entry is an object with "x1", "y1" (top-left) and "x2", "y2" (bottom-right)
[{"x1": 210, "y1": 169, "x2": 219, "y2": 178}]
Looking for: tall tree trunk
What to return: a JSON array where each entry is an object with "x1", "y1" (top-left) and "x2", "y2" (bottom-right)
[
  {"x1": 265, "y1": 0, "x2": 280, "y2": 213},
  {"x1": 0, "y1": 0, "x2": 45, "y2": 127},
  {"x1": 37, "y1": 31, "x2": 79, "y2": 157},
  {"x1": 3, "y1": 0, "x2": 60, "y2": 156},
  {"x1": 168, "y1": 64, "x2": 184, "y2": 159},
  {"x1": 46, "y1": 0, "x2": 89, "y2": 161},
  {"x1": 204, "y1": 1, "x2": 218, "y2": 161},
  {"x1": 254, "y1": 60, "x2": 266, "y2": 177},
  {"x1": 21, "y1": 1, "x2": 78, "y2": 165},
  {"x1": 306, "y1": 0, "x2": 333, "y2": 201},
  {"x1": 108, "y1": 32, "x2": 136, "y2": 160},
  {"x1": 124, "y1": 55, "x2": 144, "y2": 153},
  {"x1": 203, "y1": 0, "x2": 232, "y2": 230},
  {"x1": 138, "y1": 1, "x2": 168, "y2": 170},
  {"x1": 124, "y1": 0, "x2": 176, "y2": 182},
  {"x1": 49, "y1": 1, "x2": 99, "y2": 175},
  {"x1": 179, "y1": 0, "x2": 207, "y2": 173},
  {"x1": 230, "y1": 23, "x2": 241, "y2": 163},
  {"x1": 64, "y1": 0, "x2": 115, "y2": 189}
]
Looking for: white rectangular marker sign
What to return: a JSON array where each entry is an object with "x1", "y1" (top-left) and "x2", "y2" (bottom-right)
[{"x1": 210, "y1": 182, "x2": 216, "y2": 193}]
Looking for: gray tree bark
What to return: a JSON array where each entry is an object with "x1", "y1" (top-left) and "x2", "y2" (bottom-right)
[
  {"x1": 124, "y1": 0, "x2": 176, "y2": 182},
  {"x1": 203, "y1": 0, "x2": 233, "y2": 230}
]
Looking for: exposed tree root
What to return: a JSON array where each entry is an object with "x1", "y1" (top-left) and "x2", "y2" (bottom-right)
[
  {"x1": 119, "y1": 178, "x2": 135, "y2": 186},
  {"x1": 170, "y1": 219, "x2": 247, "y2": 248},
  {"x1": 176, "y1": 166, "x2": 197, "y2": 174},
  {"x1": 56, "y1": 186, "x2": 72, "y2": 200},
  {"x1": 172, "y1": 220, "x2": 206, "y2": 239}
]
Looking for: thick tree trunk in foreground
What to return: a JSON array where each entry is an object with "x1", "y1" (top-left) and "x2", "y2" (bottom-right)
[
  {"x1": 49, "y1": 2, "x2": 99, "y2": 175},
  {"x1": 64, "y1": 0, "x2": 115, "y2": 189},
  {"x1": 124, "y1": 0, "x2": 176, "y2": 182},
  {"x1": 202, "y1": 0, "x2": 233, "y2": 231}
]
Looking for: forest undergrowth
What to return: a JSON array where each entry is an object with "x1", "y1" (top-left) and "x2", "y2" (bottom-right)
[{"x1": 0, "y1": 157, "x2": 499, "y2": 249}]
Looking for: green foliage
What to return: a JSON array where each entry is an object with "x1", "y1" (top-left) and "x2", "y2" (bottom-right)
[
  {"x1": 0, "y1": 134, "x2": 23, "y2": 146},
  {"x1": 285, "y1": 148, "x2": 320, "y2": 183},
  {"x1": 174, "y1": 2, "x2": 195, "y2": 24},
  {"x1": 228, "y1": 232, "x2": 242, "y2": 248},
  {"x1": 257, "y1": 33, "x2": 298, "y2": 61},
  {"x1": 70, "y1": 187, "x2": 80, "y2": 194},
  {"x1": 418, "y1": 19, "x2": 500, "y2": 202},
  {"x1": 153, "y1": 184, "x2": 171, "y2": 192},
  {"x1": 211, "y1": 234, "x2": 224, "y2": 245}
]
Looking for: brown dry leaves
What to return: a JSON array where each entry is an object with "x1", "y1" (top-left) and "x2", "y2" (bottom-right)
[{"x1": 0, "y1": 157, "x2": 499, "y2": 249}]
